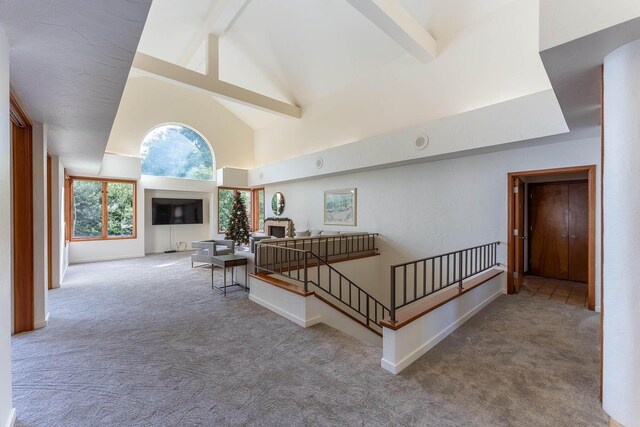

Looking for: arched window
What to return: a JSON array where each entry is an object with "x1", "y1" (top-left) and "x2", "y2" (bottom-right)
[{"x1": 141, "y1": 124, "x2": 214, "y2": 180}]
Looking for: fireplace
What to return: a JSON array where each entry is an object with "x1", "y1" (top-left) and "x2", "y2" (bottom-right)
[
  {"x1": 268, "y1": 226, "x2": 286, "y2": 238},
  {"x1": 264, "y1": 219, "x2": 294, "y2": 238}
]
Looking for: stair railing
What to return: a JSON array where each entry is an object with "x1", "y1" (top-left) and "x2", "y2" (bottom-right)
[
  {"x1": 306, "y1": 251, "x2": 390, "y2": 330},
  {"x1": 255, "y1": 243, "x2": 389, "y2": 330},
  {"x1": 389, "y1": 242, "x2": 500, "y2": 323},
  {"x1": 258, "y1": 232, "x2": 378, "y2": 263}
]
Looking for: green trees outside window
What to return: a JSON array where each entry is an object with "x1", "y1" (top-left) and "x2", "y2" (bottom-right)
[
  {"x1": 258, "y1": 190, "x2": 265, "y2": 231},
  {"x1": 72, "y1": 180, "x2": 103, "y2": 238},
  {"x1": 107, "y1": 182, "x2": 135, "y2": 237},
  {"x1": 72, "y1": 178, "x2": 136, "y2": 240},
  {"x1": 141, "y1": 125, "x2": 214, "y2": 181},
  {"x1": 218, "y1": 188, "x2": 264, "y2": 234},
  {"x1": 218, "y1": 189, "x2": 234, "y2": 233}
]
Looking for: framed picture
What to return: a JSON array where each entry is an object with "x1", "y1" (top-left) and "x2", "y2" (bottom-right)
[{"x1": 324, "y1": 188, "x2": 357, "y2": 226}]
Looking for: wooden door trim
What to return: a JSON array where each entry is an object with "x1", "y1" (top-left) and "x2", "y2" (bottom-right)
[
  {"x1": 507, "y1": 165, "x2": 597, "y2": 311},
  {"x1": 47, "y1": 154, "x2": 52, "y2": 290},
  {"x1": 9, "y1": 91, "x2": 30, "y2": 128}
]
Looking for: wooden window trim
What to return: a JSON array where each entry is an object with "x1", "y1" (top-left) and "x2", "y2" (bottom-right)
[
  {"x1": 68, "y1": 176, "x2": 137, "y2": 242},
  {"x1": 252, "y1": 188, "x2": 265, "y2": 232},
  {"x1": 217, "y1": 186, "x2": 265, "y2": 234}
]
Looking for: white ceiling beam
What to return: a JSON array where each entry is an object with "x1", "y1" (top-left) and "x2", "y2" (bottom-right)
[
  {"x1": 179, "y1": 0, "x2": 252, "y2": 67},
  {"x1": 346, "y1": 0, "x2": 437, "y2": 63},
  {"x1": 133, "y1": 51, "x2": 301, "y2": 119}
]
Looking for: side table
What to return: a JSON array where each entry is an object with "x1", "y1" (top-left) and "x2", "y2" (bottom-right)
[{"x1": 211, "y1": 255, "x2": 248, "y2": 296}]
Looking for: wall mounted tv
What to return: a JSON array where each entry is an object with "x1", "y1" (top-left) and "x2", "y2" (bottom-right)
[{"x1": 152, "y1": 198, "x2": 203, "y2": 225}]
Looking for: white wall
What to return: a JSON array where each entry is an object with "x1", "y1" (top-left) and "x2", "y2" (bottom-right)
[
  {"x1": 141, "y1": 175, "x2": 219, "y2": 254},
  {"x1": 32, "y1": 122, "x2": 48, "y2": 329},
  {"x1": 104, "y1": 76, "x2": 254, "y2": 170},
  {"x1": 144, "y1": 188, "x2": 214, "y2": 254},
  {"x1": 263, "y1": 137, "x2": 602, "y2": 309},
  {"x1": 249, "y1": 89, "x2": 567, "y2": 186},
  {"x1": 50, "y1": 155, "x2": 65, "y2": 288},
  {"x1": 382, "y1": 273, "x2": 506, "y2": 374},
  {"x1": 602, "y1": 39, "x2": 640, "y2": 427},
  {"x1": 99, "y1": 153, "x2": 140, "y2": 180},
  {"x1": 216, "y1": 167, "x2": 248, "y2": 188},
  {"x1": 0, "y1": 24, "x2": 15, "y2": 427},
  {"x1": 539, "y1": 0, "x2": 640, "y2": 51}
]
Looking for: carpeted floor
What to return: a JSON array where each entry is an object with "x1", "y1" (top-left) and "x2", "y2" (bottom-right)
[{"x1": 12, "y1": 252, "x2": 607, "y2": 426}]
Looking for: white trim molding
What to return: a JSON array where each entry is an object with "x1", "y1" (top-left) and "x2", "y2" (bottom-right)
[
  {"x1": 5, "y1": 408, "x2": 15, "y2": 427},
  {"x1": 381, "y1": 274, "x2": 506, "y2": 374}
]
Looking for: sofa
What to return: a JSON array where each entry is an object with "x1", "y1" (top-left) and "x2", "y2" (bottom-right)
[
  {"x1": 249, "y1": 234, "x2": 273, "y2": 253},
  {"x1": 191, "y1": 239, "x2": 235, "y2": 267},
  {"x1": 254, "y1": 232, "x2": 375, "y2": 271}
]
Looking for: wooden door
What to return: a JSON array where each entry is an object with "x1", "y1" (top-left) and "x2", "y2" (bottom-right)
[
  {"x1": 11, "y1": 115, "x2": 34, "y2": 334},
  {"x1": 529, "y1": 183, "x2": 569, "y2": 280},
  {"x1": 514, "y1": 178, "x2": 525, "y2": 292},
  {"x1": 568, "y1": 183, "x2": 588, "y2": 282}
]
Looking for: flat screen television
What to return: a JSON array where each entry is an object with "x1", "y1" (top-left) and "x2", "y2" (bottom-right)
[{"x1": 152, "y1": 198, "x2": 203, "y2": 225}]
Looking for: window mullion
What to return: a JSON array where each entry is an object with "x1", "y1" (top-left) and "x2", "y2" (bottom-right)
[{"x1": 102, "y1": 181, "x2": 108, "y2": 239}]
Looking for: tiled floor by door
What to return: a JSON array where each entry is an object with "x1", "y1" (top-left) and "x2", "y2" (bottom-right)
[{"x1": 521, "y1": 275, "x2": 588, "y2": 307}]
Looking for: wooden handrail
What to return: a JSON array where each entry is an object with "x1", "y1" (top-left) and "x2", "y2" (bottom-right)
[{"x1": 382, "y1": 269, "x2": 504, "y2": 330}]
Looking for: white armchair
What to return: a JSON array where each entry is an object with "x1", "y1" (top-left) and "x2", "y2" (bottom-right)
[{"x1": 191, "y1": 239, "x2": 235, "y2": 267}]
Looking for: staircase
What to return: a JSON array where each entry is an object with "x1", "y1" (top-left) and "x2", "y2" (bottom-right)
[{"x1": 252, "y1": 233, "x2": 388, "y2": 336}]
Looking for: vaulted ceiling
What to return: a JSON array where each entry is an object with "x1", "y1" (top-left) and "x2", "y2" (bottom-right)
[{"x1": 135, "y1": 0, "x2": 522, "y2": 130}]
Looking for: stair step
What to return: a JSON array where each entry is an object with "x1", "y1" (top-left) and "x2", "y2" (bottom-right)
[{"x1": 250, "y1": 273, "x2": 314, "y2": 297}]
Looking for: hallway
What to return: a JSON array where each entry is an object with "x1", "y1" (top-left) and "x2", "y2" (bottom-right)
[
  {"x1": 11, "y1": 254, "x2": 606, "y2": 426},
  {"x1": 521, "y1": 275, "x2": 588, "y2": 307}
]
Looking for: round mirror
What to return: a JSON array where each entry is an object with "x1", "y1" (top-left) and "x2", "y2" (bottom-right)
[{"x1": 271, "y1": 192, "x2": 285, "y2": 215}]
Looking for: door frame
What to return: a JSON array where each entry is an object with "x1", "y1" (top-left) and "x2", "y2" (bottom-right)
[
  {"x1": 507, "y1": 165, "x2": 597, "y2": 311},
  {"x1": 47, "y1": 153, "x2": 52, "y2": 290}
]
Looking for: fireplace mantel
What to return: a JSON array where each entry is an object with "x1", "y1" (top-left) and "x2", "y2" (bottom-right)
[{"x1": 264, "y1": 219, "x2": 294, "y2": 238}]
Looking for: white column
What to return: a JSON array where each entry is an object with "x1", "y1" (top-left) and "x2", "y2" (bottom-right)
[
  {"x1": 50, "y1": 155, "x2": 63, "y2": 289},
  {"x1": 0, "y1": 24, "x2": 16, "y2": 427},
  {"x1": 32, "y1": 122, "x2": 48, "y2": 328},
  {"x1": 602, "y1": 38, "x2": 640, "y2": 426}
]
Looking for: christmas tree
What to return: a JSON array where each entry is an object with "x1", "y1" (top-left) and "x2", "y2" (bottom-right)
[{"x1": 225, "y1": 192, "x2": 251, "y2": 245}]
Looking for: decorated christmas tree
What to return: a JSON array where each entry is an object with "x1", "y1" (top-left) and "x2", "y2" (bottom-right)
[{"x1": 225, "y1": 192, "x2": 251, "y2": 245}]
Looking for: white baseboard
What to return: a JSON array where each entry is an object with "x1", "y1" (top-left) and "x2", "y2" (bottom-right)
[
  {"x1": 69, "y1": 254, "x2": 142, "y2": 264},
  {"x1": 381, "y1": 288, "x2": 503, "y2": 374},
  {"x1": 33, "y1": 312, "x2": 51, "y2": 330},
  {"x1": 5, "y1": 408, "x2": 15, "y2": 427},
  {"x1": 302, "y1": 314, "x2": 323, "y2": 327},
  {"x1": 55, "y1": 263, "x2": 68, "y2": 288},
  {"x1": 34, "y1": 320, "x2": 46, "y2": 330},
  {"x1": 249, "y1": 294, "x2": 311, "y2": 327}
]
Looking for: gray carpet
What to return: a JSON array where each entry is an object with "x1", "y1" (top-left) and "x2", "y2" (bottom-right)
[{"x1": 12, "y1": 253, "x2": 607, "y2": 426}]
